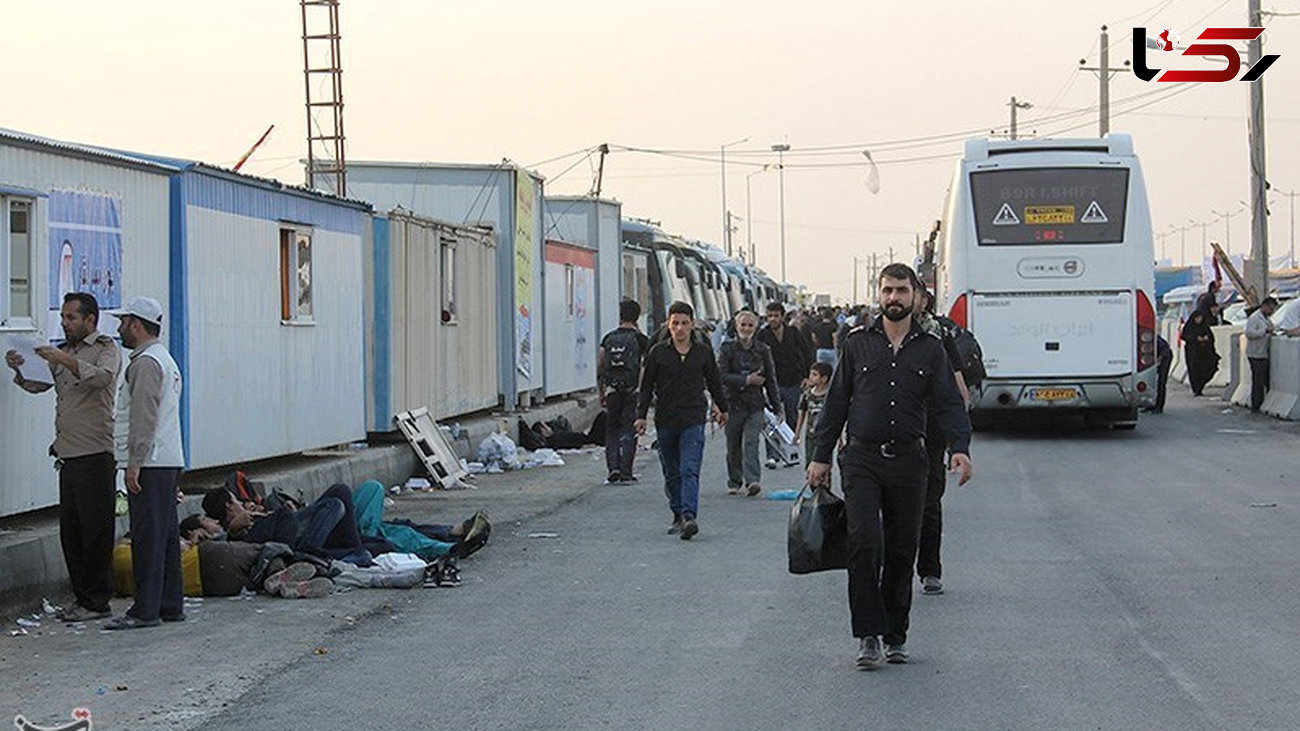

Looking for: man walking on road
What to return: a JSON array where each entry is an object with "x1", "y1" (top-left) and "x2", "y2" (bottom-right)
[
  {"x1": 598, "y1": 299, "x2": 649, "y2": 483},
  {"x1": 807, "y1": 263, "x2": 973, "y2": 670},
  {"x1": 106, "y1": 296, "x2": 186, "y2": 630},
  {"x1": 635, "y1": 301, "x2": 727, "y2": 540},
  {"x1": 757, "y1": 301, "x2": 812, "y2": 468},
  {"x1": 1245, "y1": 296, "x2": 1279, "y2": 413},
  {"x1": 5, "y1": 293, "x2": 122, "y2": 622},
  {"x1": 716, "y1": 310, "x2": 780, "y2": 497}
]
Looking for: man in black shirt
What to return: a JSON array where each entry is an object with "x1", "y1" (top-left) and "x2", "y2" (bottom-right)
[
  {"x1": 808, "y1": 263, "x2": 973, "y2": 671},
  {"x1": 757, "y1": 302, "x2": 812, "y2": 467},
  {"x1": 598, "y1": 299, "x2": 650, "y2": 484},
  {"x1": 811, "y1": 309, "x2": 838, "y2": 364},
  {"x1": 636, "y1": 301, "x2": 728, "y2": 540}
]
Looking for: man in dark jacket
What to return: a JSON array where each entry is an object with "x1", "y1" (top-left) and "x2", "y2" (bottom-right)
[
  {"x1": 756, "y1": 301, "x2": 812, "y2": 467},
  {"x1": 636, "y1": 301, "x2": 728, "y2": 540},
  {"x1": 717, "y1": 310, "x2": 781, "y2": 496}
]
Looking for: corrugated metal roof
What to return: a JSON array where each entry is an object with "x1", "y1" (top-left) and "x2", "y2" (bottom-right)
[{"x1": 0, "y1": 126, "x2": 177, "y2": 173}]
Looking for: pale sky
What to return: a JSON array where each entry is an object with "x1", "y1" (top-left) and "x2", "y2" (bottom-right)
[{"x1": 4, "y1": 0, "x2": 1297, "y2": 301}]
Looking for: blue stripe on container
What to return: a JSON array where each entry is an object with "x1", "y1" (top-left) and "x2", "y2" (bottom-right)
[
  {"x1": 168, "y1": 175, "x2": 191, "y2": 468},
  {"x1": 183, "y1": 171, "x2": 368, "y2": 236},
  {"x1": 372, "y1": 216, "x2": 391, "y2": 431}
]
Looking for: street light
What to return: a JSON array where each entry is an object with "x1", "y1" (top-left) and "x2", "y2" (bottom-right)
[
  {"x1": 1211, "y1": 202, "x2": 1247, "y2": 256},
  {"x1": 745, "y1": 165, "x2": 770, "y2": 267},
  {"x1": 720, "y1": 136, "x2": 749, "y2": 256},
  {"x1": 1274, "y1": 188, "x2": 1297, "y2": 267},
  {"x1": 1189, "y1": 218, "x2": 1209, "y2": 264},
  {"x1": 771, "y1": 143, "x2": 791, "y2": 285}
]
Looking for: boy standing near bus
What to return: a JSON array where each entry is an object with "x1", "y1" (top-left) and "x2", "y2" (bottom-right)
[{"x1": 598, "y1": 299, "x2": 650, "y2": 484}]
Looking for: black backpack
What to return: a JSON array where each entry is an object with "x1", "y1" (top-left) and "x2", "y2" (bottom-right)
[
  {"x1": 602, "y1": 329, "x2": 642, "y2": 389},
  {"x1": 937, "y1": 316, "x2": 987, "y2": 389}
]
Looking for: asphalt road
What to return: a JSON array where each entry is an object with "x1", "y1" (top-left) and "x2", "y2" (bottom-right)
[
  {"x1": 4, "y1": 386, "x2": 1297, "y2": 730},
  {"x1": 184, "y1": 388, "x2": 1300, "y2": 731}
]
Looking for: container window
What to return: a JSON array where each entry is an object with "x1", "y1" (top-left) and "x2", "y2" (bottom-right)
[
  {"x1": 564, "y1": 263, "x2": 575, "y2": 319},
  {"x1": 2, "y1": 198, "x2": 34, "y2": 327},
  {"x1": 441, "y1": 238, "x2": 457, "y2": 325},
  {"x1": 279, "y1": 228, "x2": 313, "y2": 323}
]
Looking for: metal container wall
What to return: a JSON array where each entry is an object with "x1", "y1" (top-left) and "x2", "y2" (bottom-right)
[
  {"x1": 345, "y1": 163, "x2": 544, "y2": 406},
  {"x1": 180, "y1": 171, "x2": 368, "y2": 468},
  {"x1": 543, "y1": 197, "x2": 623, "y2": 339},
  {"x1": 0, "y1": 135, "x2": 171, "y2": 517},
  {"x1": 368, "y1": 211, "x2": 498, "y2": 430},
  {"x1": 542, "y1": 240, "x2": 598, "y2": 397}
]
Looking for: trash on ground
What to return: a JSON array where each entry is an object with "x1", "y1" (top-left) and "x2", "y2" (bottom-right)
[
  {"x1": 16, "y1": 617, "x2": 40, "y2": 628},
  {"x1": 1250, "y1": 502, "x2": 1278, "y2": 508},
  {"x1": 528, "y1": 532, "x2": 560, "y2": 539},
  {"x1": 765, "y1": 489, "x2": 802, "y2": 501},
  {"x1": 404, "y1": 477, "x2": 432, "y2": 490},
  {"x1": 42, "y1": 598, "x2": 62, "y2": 615}
]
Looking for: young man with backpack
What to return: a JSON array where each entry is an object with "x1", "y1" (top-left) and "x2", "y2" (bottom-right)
[{"x1": 598, "y1": 299, "x2": 650, "y2": 484}]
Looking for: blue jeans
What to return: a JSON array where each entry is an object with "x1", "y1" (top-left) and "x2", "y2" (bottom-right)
[
  {"x1": 604, "y1": 388, "x2": 639, "y2": 476},
  {"x1": 656, "y1": 423, "x2": 706, "y2": 520},
  {"x1": 295, "y1": 484, "x2": 365, "y2": 559}
]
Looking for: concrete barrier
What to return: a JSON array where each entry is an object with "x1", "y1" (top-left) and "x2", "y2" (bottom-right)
[
  {"x1": 1231, "y1": 332, "x2": 1253, "y2": 406},
  {"x1": 1222, "y1": 332, "x2": 1243, "y2": 402},
  {"x1": 1262, "y1": 337, "x2": 1300, "y2": 420},
  {"x1": 1208, "y1": 324, "x2": 1239, "y2": 388}
]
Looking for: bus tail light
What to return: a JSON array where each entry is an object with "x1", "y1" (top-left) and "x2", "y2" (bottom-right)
[
  {"x1": 948, "y1": 293, "x2": 968, "y2": 329},
  {"x1": 1137, "y1": 289, "x2": 1156, "y2": 371}
]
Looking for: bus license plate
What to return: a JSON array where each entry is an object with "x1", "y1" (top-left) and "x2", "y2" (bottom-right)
[
  {"x1": 1024, "y1": 205, "x2": 1075, "y2": 225},
  {"x1": 1029, "y1": 388, "x2": 1078, "y2": 401}
]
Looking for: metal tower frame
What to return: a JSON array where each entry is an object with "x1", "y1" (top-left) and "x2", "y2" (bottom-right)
[{"x1": 301, "y1": 0, "x2": 347, "y2": 195}]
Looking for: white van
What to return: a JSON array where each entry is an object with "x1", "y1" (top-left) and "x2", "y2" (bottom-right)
[{"x1": 936, "y1": 134, "x2": 1158, "y2": 428}]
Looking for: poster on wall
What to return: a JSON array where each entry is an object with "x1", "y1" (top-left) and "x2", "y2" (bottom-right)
[
  {"x1": 47, "y1": 190, "x2": 123, "y2": 339},
  {"x1": 514, "y1": 171, "x2": 534, "y2": 380},
  {"x1": 574, "y1": 267, "x2": 591, "y2": 373}
]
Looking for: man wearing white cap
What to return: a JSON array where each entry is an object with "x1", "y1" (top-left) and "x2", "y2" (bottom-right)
[{"x1": 105, "y1": 296, "x2": 185, "y2": 630}]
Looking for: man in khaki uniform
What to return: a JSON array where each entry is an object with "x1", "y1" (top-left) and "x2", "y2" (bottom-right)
[{"x1": 6, "y1": 293, "x2": 122, "y2": 622}]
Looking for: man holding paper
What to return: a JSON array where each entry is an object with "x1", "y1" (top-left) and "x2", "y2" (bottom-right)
[{"x1": 5, "y1": 293, "x2": 122, "y2": 622}]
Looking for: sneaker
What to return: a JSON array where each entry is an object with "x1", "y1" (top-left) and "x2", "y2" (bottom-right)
[
  {"x1": 667, "y1": 516, "x2": 684, "y2": 535},
  {"x1": 620, "y1": 473, "x2": 639, "y2": 483},
  {"x1": 280, "y1": 577, "x2": 334, "y2": 599},
  {"x1": 451, "y1": 511, "x2": 491, "y2": 559},
  {"x1": 679, "y1": 518, "x2": 699, "y2": 540},
  {"x1": 764, "y1": 458, "x2": 779, "y2": 470},
  {"x1": 604, "y1": 470, "x2": 622, "y2": 485},
  {"x1": 885, "y1": 643, "x2": 909, "y2": 664},
  {"x1": 856, "y1": 636, "x2": 883, "y2": 670},
  {"x1": 264, "y1": 561, "x2": 318, "y2": 595},
  {"x1": 921, "y1": 576, "x2": 944, "y2": 595},
  {"x1": 727, "y1": 486, "x2": 742, "y2": 496},
  {"x1": 104, "y1": 615, "x2": 161, "y2": 631},
  {"x1": 746, "y1": 483, "x2": 762, "y2": 497},
  {"x1": 59, "y1": 606, "x2": 111, "y2": 622}
]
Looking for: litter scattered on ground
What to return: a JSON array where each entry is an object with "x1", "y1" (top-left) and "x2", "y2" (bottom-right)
[
  {"x1": 404, "y1": 477, "x2": 432, "y2": 490},
  {"x1": 1217, "y1": 428, "x2": 1259, "y2": 435},
  {"x1": 765, "y1": 489, "x2": 802, "y2": 501},
  {"x1": 528, "y1": 532, "x2": 560, "y2": 539},
  {"x1": 1250, "y1": 502, "x2": 1278, "y2": 508},
  {"x1": 10, "y1": 629, "x2": 27, "y2": 636},
  {"x1": 42, "y1": 598, "x2": 63, "y2": 616},
  {"x1": 16, "y1": 617, "x2": 41, "y2": 628}
]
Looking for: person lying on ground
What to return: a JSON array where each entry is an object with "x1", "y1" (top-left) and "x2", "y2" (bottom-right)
[
  {"x1": 202, "y1": 483, "x2": 372, "y2": 565},
  {"x1": 352, "y1": 480, "x2": 491, "y2": 560}
]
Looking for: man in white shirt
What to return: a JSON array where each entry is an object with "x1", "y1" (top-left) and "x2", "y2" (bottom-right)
[
  {"x1": 1244, "y1": 297, "x2": 1279, "y2": 413},
  {"x1": 105, "y1": 296, "x2": 186, "y2": 630}
]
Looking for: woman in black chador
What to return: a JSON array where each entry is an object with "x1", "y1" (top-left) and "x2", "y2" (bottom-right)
[{"x1": 1181, "y1": 306, "x2": 1219, "y2": 396}]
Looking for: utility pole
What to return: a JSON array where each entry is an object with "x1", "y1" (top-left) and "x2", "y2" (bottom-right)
[
  {"x1": 870, "y1": 252, "x2": 878, "y2": 303},
  {"x1": 721, "y1": 137, "x2": 748, "y2": 256},
  {"x1": 1008, "y1": 97, "x2": 1032, "y2": 140},
  {"x1": 1246, "y1": 0, "x2": 1270, "y2": 297},
  {"x1": 772, "y1": 143, "x2": 791, "y2": 285},
  {"x1": 725, "y1": 211, "x2": 740, "y2": 256},
  {"x1": 591, "y1": 143, "x2": 609, "y2": 197},
  {"x1": 1078, "y1": 26, "x2": 1132, "y2": 137}
]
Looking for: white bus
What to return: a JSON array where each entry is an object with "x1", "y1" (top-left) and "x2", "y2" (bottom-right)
[{"x1": 936, "y1": 134, "x2": 1158, "y2": 429}]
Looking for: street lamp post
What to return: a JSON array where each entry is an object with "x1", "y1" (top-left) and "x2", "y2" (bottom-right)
[
  {"x1": 745, "y1": 165, "x2": 769, "y2": 267},
  {"x1": 720, "y1": 136, "x2": 749, "y2": 256},
  {"x1": 772, "y1": 143, "x2": 790, "y2": 285},
  {"x1": 1190, "y1": 218, "x2": 1209, "y2": 265},
  {"x1": 1212, "y1": 203, "x2": 1247, "y2": 257},
  {"x1": 1277, "y1": 189, "x2": 1297, "y2": 266}
]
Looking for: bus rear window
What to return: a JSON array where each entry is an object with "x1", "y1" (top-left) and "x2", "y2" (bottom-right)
[{"x1": 970, "y1": 168, "x2": 1129, "y2": 245}]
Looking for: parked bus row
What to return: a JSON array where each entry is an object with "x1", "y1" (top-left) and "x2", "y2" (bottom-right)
[{"x1": 620, "y1": 218, "x2": 793, "y2": 333}]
